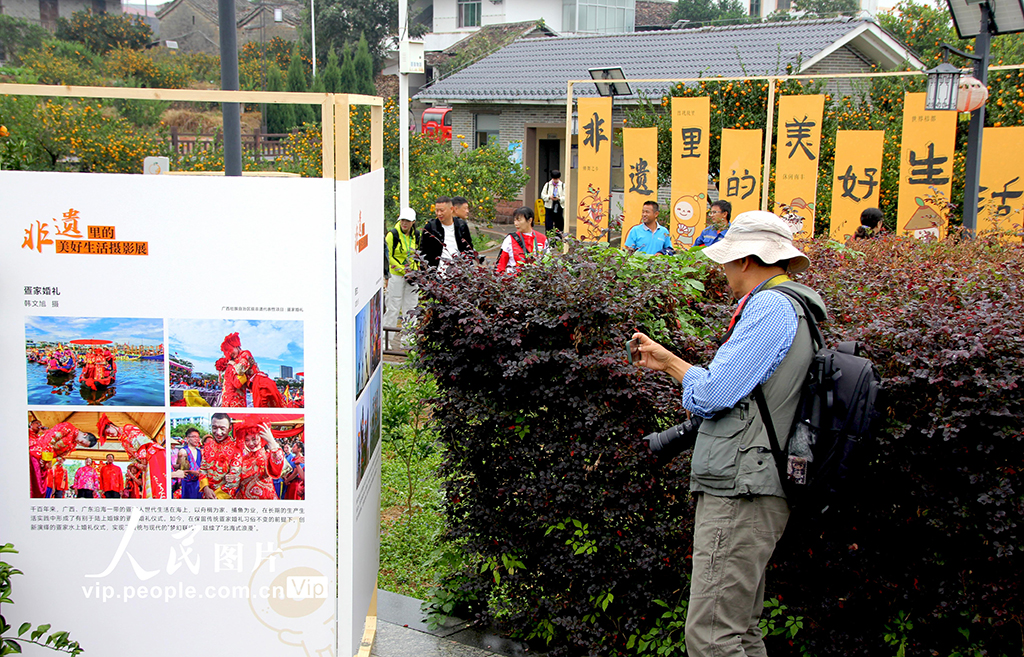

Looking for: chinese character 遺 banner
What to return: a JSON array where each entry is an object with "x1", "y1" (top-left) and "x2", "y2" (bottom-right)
[{"x1": 621, "y1": 127, "x2": 658, "y2": 247}]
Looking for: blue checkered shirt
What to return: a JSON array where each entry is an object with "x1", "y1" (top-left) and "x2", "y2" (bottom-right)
[{"x1": 681, "y1": 286, "x2": 799, "y2": 417}]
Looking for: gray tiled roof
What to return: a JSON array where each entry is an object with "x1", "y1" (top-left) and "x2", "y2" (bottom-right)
[{"x1": 416, "y1": 17, "x2": 881, "y2": 103}]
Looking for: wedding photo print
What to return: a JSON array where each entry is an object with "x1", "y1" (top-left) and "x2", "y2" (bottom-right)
[{"x1": 167, "y1": 319, "x2": 304, "y2": 408}]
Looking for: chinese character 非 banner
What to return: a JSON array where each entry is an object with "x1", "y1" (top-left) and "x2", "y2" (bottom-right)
[
  {"x1": 774, "y1": 94, "x2": 824, "y2": 237},
  {"x1": 620, "y1": 127, "x2": 658, "y2": 247},
  {"x1": 979, "y1": 126, "x2": 1024, "y2": 239},
  {"x1": 830, "y1": 129, "x2": 884, "y2": 241},
  {"x1": 897, "y1": 92, "x2": 957, "y2": 238},
  {"x1": 671, "y1": 97, "x2": 710, "y2": 249},
  {"x1": 719, "y1": 129, "x2": 762, "y2": 216},
  {"x1": 575, "y1": 96, "x2": 613, "y2": 241}
]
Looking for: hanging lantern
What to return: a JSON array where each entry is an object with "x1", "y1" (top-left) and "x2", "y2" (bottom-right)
[
  {"x1": 957, "y1": 75, "x2": 989, "y2": 112},
  {"x1": 924, "y1": 62, "x2": 961, "y2": 111}
]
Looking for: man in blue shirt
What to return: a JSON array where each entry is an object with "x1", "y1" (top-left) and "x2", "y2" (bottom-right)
[
  {"x1": 624, "y1": 201, "x2": 672, "y2": 254},
  {"x1": 694, "y1": 199, "x2": 731, "y2": 247},
  {"x1": 631, "y1": 211, "x2": 827, "y2": 657}
]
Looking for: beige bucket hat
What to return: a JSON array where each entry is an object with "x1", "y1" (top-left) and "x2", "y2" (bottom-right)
[{"x1": 702, "y1": 210, "x2": 810, "y2": 274}]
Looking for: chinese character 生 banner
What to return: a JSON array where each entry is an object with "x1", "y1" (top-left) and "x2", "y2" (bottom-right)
[
  {"x1": 897, "y1": 92, "x2": 957, "y2": 238},
  {"x1": 671, "y1": 97, "x2": 710, "y2": 249}
]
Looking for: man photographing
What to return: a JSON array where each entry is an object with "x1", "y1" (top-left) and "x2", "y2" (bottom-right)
[{"x1": 631, "y1": 211, "x2": 827, "y2": 657}]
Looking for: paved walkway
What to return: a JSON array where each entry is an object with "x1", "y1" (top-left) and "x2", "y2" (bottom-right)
[{"x1": 372, "y1": 590, "x2": 540, "y2": 657}]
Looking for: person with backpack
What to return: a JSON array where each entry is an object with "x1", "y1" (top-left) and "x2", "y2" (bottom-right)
[
  {"x1": 630, "y1": 211, "x2": 827, "y2": 657},
  {"x1": 384, "y1": 207, "x2": 420, "y2": 330},
  {"x1": 496, "y1": 206, "x2": 548, "y2": 274}
]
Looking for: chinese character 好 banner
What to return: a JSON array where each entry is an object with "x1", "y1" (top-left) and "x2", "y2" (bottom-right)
[
  {"x1": 978, "y1": 126, "x2": 1024, "y2": 239},
  {"x1": 671, "y1": 97, "x2": 710, "y2": 249},
  {"x1": 719, "y1": 129, "x2": 763, "y2": 216},
  {"x1": 774, "y1": 94, "x2": 824, "y2": 238},
  {"x1": 830, "y1": 129, "x2": 884, "y2": 241},
  {"x1": 620, "y1": 127, "x2": 658, "y2": 247},
  {"x1": 897, "y1": 92, "x2": 957, "y2": 237},
  {"x1": 575, "y1": 96, "x2": 613, "y2": 241}
]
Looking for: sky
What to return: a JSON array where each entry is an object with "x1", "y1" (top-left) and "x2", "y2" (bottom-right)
[
  {"x1": 167, "y1": 318, "x2": 304, "y2": 377},
  {"x1": 25, "y1": 316, "x2": 164, "y2": 346}
]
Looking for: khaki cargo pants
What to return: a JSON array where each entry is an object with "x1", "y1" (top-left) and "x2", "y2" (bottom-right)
[{"x1": 685, "y1": 493, "x2": 790, "y2": 657}]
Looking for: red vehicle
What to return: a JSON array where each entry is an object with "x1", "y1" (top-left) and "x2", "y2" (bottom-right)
[{"x1": 421, "y1": 107, "x2": 452, "y2": 142}]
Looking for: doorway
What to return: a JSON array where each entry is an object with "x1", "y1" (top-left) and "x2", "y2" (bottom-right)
[{"x1": 538, "y1": 139, "x2": 560, "y2": 183}]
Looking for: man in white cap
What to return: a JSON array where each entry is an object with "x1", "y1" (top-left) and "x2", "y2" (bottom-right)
[
  {"x1": 384, "y1": 207, "x2": 421, "y2": 332},
  {"x1": 632, "y1": 211, "x2": 827, "y2": 657}
]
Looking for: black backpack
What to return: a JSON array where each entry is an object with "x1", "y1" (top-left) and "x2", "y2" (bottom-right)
[{"x1": 753, "y1": 285, "x2": 880, "y2": 517}]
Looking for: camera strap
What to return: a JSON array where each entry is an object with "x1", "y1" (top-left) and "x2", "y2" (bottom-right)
[{"x1": 753, "y1": 385, "x2": 792, "y2": 501}]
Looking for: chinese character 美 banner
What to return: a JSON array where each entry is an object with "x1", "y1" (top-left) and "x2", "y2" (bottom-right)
[
  {"x1": 897, "y1": 92, "x2": 957, "y2": 238},
  {"x1": 719, "y1": 129, "x2": 763, "y2": 216},
  {"x1": 671, "y1": 96, "x2": 710, "y2": 249},
  {"x1": 575, "y1": 96, "x2": 613, "y2": 241},
  {"x1": 830, "y1": 129, "x2": 885, "y2": 241},
  {"x1": 774, "y1": 94, "x2": 825, "y2": 238},
  {"x1": 979, "y1": 126, "x2": 1024, "y2": 239},
  {"x1": 620, "y1": 127, "x2": 659, "y2": 248},
  {"x1": 0, "y1": 168, "x2": 385, "y2": 657}
]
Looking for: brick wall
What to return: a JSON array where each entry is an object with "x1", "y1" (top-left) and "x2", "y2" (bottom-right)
[{"x1": 804, "y1": 44, "x2": 876, "y2": 97}]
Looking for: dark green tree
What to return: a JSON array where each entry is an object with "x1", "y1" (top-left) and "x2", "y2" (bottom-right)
[
  {"x1": 265, "y1": 63, "x2": 296, "y2": 134},
  {"x1": 339, "y1": 44, "x2": 357, "y2": 93},
  {"x1": 793, "y1": 0, "x2": 859, "y2": 16},
  {"x1": 352, "y1": 33, "x2": 376, "y2": 96},
  {"x1": 321, "y1": 47, "x2": 343, "y2": 93},
  {"x1": 306, "y1": 0, "x2": 396, "y2": 74},
  {"x1": 286, "y1": 44, "x2": 315, "y2": 126},
  {"x1": 670, "y1": 0, "x2": 749, "y2": 27}
]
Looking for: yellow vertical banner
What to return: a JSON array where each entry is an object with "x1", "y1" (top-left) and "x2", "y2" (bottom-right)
[
  {"x1": 979, "y1": 126, "x2": 1024, "y2": 239},
  {"x1": 774, "y1": 94, "x2": 825, "y2": 237},
  {"x1": 670, "y1": 97, "x2": 711, "y2": 250},
  {"x1": 830, "y1": 130, "x2": 885, "y2": 241},
  {"x1": 719, "y1": 129, "x2": 763, "y2": 217},
  {"x1": 620, "y1": 127, "x2": 659, "y2": 247},
  {"x1": 897, "y1": 92, "x2": 958, "y2": 238},
  {"x1": 575, "y1": 96, "x2": 613, "y2": 241}
]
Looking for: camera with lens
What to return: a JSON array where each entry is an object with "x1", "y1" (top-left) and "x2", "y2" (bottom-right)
[{"x1": 643, "y1": 415, "x2": 703, "y2": 460}]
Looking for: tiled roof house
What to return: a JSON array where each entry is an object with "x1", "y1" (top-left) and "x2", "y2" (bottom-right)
[{"x1": 413, "y1": 17, "x2": 923, "y2": 212}]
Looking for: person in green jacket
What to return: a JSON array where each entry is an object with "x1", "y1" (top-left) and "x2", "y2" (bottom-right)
[{"x1": 384, "y1": 207, "x2": 420, "y2": 331}]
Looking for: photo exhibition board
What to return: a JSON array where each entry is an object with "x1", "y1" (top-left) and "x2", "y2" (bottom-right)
[
  {"x1": 0, "y1": 168, "x2": 383, "y2": 657},
  {"x1": 337, "y1": 168, "x2": 385, "y2": 656}
]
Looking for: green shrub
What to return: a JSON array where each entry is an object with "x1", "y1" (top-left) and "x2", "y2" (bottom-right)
[
  {"x1": 0, "y1": 14, "x2": 49, "y2": 64},
  {"x1": 20, "y1": 40, "x2": 103, "y2": 86}
]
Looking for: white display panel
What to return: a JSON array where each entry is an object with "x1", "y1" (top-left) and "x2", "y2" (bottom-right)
[{"x1": 0, "y1": 169, "x2": 383, "y2": 656}]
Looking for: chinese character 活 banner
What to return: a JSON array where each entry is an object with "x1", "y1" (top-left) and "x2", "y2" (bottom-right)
[
  {"x1": 897, "y1": 92, "x2": 957, "y2": 237},
  {"x1": 774, "y1": 94, "x2": 824, "y2": 237},
  {"x1": 979, "y1": 126, "x2": 1024, "y2": 239},
  {"x1": 671, "y1": 97, "x2": 710, "y2": 249},
  {"x1": 830, "y1": 129, "x2": 884, "y2": 241},
  {"x1": 575, "y1": 96, "x2": 613, "y2": 242},
  {"x1": 719, "y1": 129, "x2": 763, "y2": 216},
  {"x1": 621, "y1": 127, "x2": 659, "y2": 247}
]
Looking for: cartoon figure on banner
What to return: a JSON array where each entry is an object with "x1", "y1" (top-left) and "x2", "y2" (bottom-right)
[
  {"x1": 904, "y1": 197, "x2": 943, "y2": 238},
  {"x1": 778, "y1": 198, "x2": 813, "y2": 237},
  {"x1": 249, "y1": 517, "x2": 337, "y2": 657},
  {"x1": 577, "y1": 184, "x2": 607, "y2": 239},
  {"x1": 672, "y1": 194, "x2": 704, "y2": 248}
]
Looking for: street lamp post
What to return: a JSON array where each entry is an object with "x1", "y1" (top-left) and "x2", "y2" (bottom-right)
[{"x1": 932, "y1": 0, "x2": 1024, "y2": 235}]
